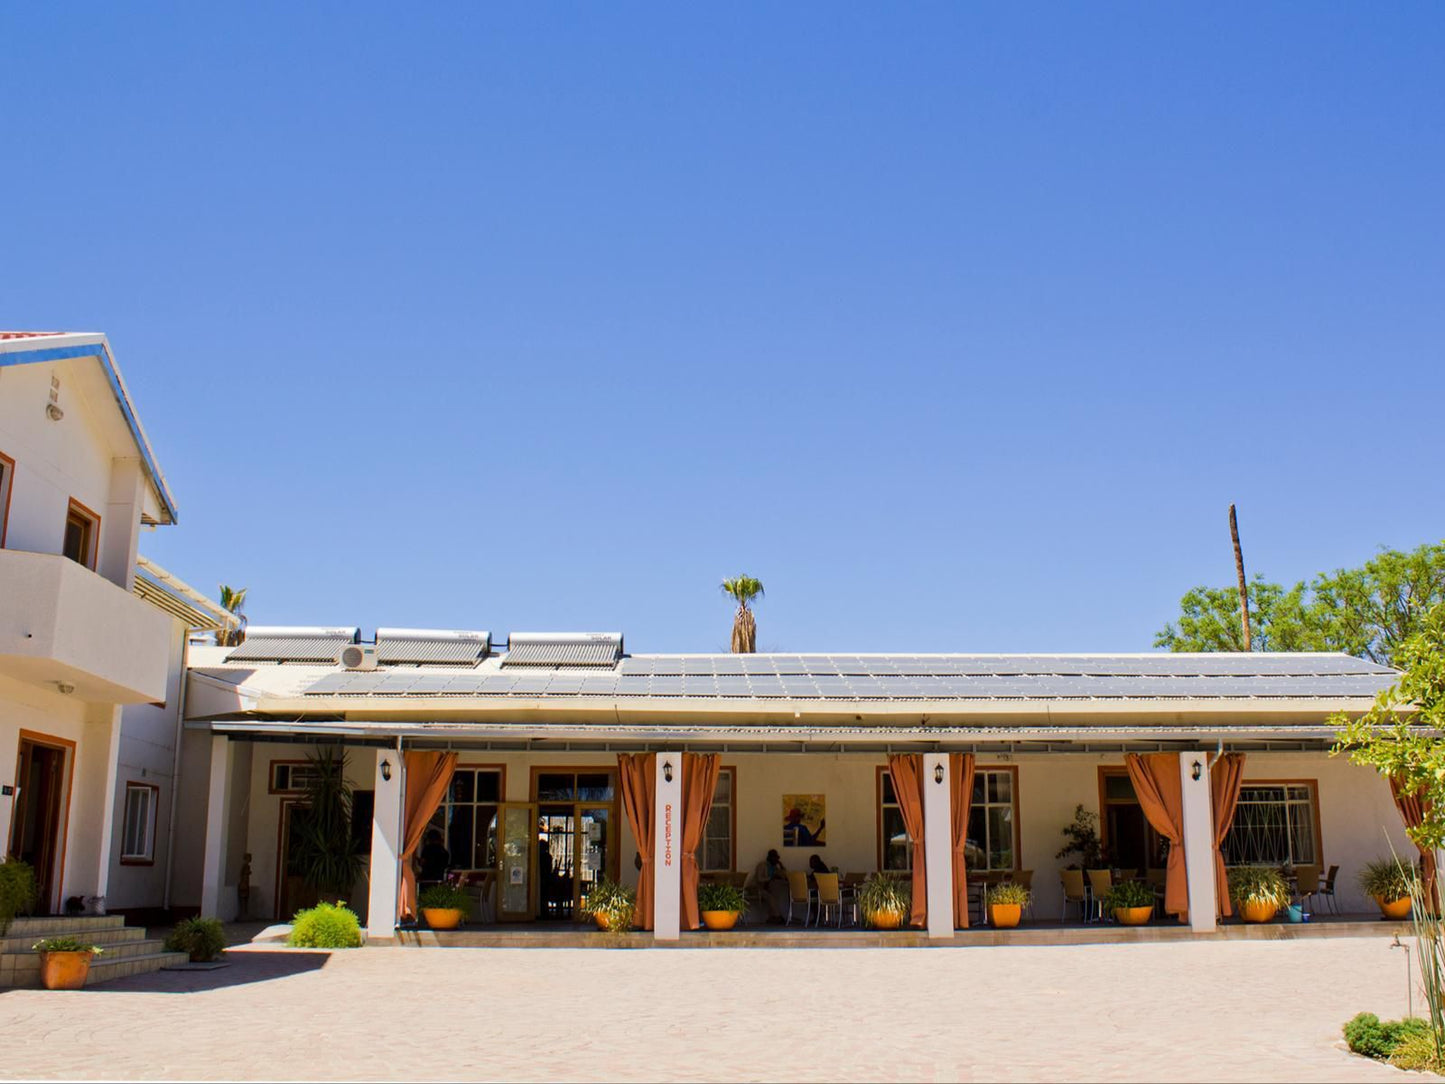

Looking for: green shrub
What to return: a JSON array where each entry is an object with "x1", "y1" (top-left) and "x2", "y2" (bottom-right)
[
  {"x1": 32, "y1": 937, "x2": 100, "y2": 955},
  {"x1": 287, "y1": 902, "x2": 362, "y2": 948},
  {"x1": 987, "y1": 881, "x2": 1032, "y2": 907},
  {"x1": 1227, "y1": 865, "x2": 1291, "y2": 908},
  {"x1": 1343, "y1": 1012, "x2": 1430, "y2": 1060},
  {"x1": 1388, "y1": 1028, "x2": 1445, "y2": 1072},
  {"x1": 0, "y1": 858, "x2": 38, "y2": 935},
  {"x1": 1103, "y1": 879, "x2": 1156, "y2": 910},
  {"x1": 1358, "y1": 858, "x2": 1418, "y2": 902},
  {"x1": 165, "y1": 917, "x2": 227, "y2": 962},
  {"x1": 697, "y1": 882, "x2": 747, "y2": 914},
  {"x1": 417, "y1": 883, "x2": 472, "y2": 912}
]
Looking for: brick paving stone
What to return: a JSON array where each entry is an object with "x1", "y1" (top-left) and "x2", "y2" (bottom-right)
[{"x1": 0, "y1": 935, "x2": 1421, "y2": 1081}]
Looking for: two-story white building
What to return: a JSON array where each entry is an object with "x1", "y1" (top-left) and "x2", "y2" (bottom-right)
[{"x1": 0, "y1": 332, "x2": 230, "y2": 919}]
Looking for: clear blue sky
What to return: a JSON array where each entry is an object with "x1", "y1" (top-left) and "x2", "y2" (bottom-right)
[{"x1": 4, "y1": 4, "x2": 1442, "y2": 652}]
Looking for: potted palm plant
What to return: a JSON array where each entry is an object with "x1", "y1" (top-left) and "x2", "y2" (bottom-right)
[
  {"x1": 987, "y1": 881, "x2": 1030, "y2": 928},
  {"x1": 697, "y1": 882, "x2": 747, "y2": 930},
  {"x1": 1227, "y1": 866, "x2": 1291, "y2": 923},
  {"x1": 1358, "y1": 858, "x2": 1417, "y2": 920},
  {"x1": 33, "y1": 937, "x2": 102, "y2": 990},
  {"x1": 418, "y1": 883, "x2": 472, "y2": 930},
  {"x1": 858, "y1": 873, "x2": 911, "y2": 929},
  {"x1": 580, "y1": 877, "x2": 635, "y2": 931},
  {"x1": 1103, "y1": 879, "x2": 1156, "y2": 926}
]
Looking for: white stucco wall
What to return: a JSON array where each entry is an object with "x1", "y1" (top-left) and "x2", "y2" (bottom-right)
[{"x1": 105, "y1": 619, "x2": 188, "y2": 911}]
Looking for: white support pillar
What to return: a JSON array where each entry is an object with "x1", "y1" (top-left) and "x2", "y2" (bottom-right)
[
  {"x1": 93, "y1": 709, "x2": 124, "y2": 906},
  {"x1": 922, "y1": 753, "x2": 955, "y2": 938},
  {"x1": 367, "y1": 747, "x2": 404, "y2": 941},
  {"x1": 1179, "y1": 751, "x2": 1217, "y2": 933},
  {"x1": 653, "y1": 751, "x2": 682, "y2": 941},
  {"x1": 200, "y1": 735, "x2": 234, "y2": 920}
]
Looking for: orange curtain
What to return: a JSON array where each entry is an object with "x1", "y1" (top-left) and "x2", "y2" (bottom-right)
[
  {"x1": 397, "y1": 750, "x2": 458, "y2": 921},
  {"x1": 1390, "y1": 774, "x2": 1440, "y2": 909},
  {"x1": 679, "y1": 753, "x2": 721, "y2": 929},
  {"x1": 887, "y1": 754, "x2": 928, "y2": 928},
  {"x1": 1210, "y1": 753, "x2": 1246, "y2": 918},
  {"x1": 618, "y1": 753, "x2": 657, "y2": 930},
  {"x1": 949, "y1": 753, "x2": 976, "y2": 929},
  {"x1": 1125, "y1": 753, "x2": 1188, "y2": 922}
]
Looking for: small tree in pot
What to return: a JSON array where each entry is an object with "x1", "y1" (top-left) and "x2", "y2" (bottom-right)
[{"x1": 697, "y1": 882, "x2": 747, "y2": 930}]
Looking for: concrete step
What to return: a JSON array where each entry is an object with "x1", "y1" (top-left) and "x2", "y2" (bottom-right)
[
  {"x1": 5, "y1": 915, "x2": 127, "y2": 938},
  {"x1": 0, "y1": 926, "x2": 146, "y2": 954},
  {"x1": 0, "y1": 946, "x2": 189, "y2": 988}
]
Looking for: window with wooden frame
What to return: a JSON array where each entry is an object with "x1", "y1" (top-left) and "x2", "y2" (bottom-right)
[
  {"x1": 878, "y1": 765, "x2": 1020, "y2": 873},
  {"x1": 0, "y1": 451, "x2": 14, "y2": 547},
  {"x1": 269, "y1": 760, "x2": 323, "y2": 794},
  {"x1": 120, "y1": 782, "x2": 158, "y2": 864},
  {"x1": 702, "y1": 767, "x2": 736, "y2": 872},
  {"x1": 1222, "y1": 781, "x2": 1322, "y2": 867},
  {"x1": 62, "y1": 498, "x2": 100, "y2": 569}
]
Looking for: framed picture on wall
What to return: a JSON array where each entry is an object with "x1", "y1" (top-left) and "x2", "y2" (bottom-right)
[{"x1": 782, "y1": 794, "x2": 826, "y2": 846}]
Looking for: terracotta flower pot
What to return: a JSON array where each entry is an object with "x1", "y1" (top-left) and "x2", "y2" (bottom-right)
[
  {"x1": 39, "y1": 950, "x2": 93, "y2": 990},
  {"x1": 422, "y1": 907, "x2": 464, "y2": 930},
  {"x1": 1114, "y1": 906, "x2": 1154, "y2": 926},
  {"x1": 867, "y1": 909, "x2": 904, "y2": 930},
  {"x1": 989, "y1": 903, "x2": 1023, "y2": 929},
  {"x1": 1238, "y1": 899, "x2": 1279, "y2": 924},
  {"x1": 701, "y1": 910, "x2": 739, "y2": 931},
  {"x1": 1376, "y1": 896, "x2": 1413, "y2": 920}
]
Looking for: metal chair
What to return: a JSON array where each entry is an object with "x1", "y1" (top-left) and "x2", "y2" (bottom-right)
[
  {"x1": 814, "y1": 873, "x2": 844, "y2": 928},
  {"x1": 1086, "y1": 869, "x2": 1114, "y2": 922},
  {"x1": 1294, "y1": 865, "x2": 1322, "y2": 915},
  {"x1": 1060, "y1": 869, "x2": 1089, "y2": 923},
  {"x1": 785, "y1": 870, "x2": 814, "y2": 926},
  {"x1": 1318, "y1": 865, "x2": 1341, "y2": 915}
]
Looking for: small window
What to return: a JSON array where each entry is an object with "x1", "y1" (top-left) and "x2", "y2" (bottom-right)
[
  {"x1": 269, "y1": 761, "x2": 323, "y2": 794},
  {"x1": 63, "y1": 499, "x2": 100, "y2": 569},
  {"x1": 121, "y1": 783, "x2": 157, "y2": 863},
  {"x1": 879, "y1": 766, "x2": 1020, "y2": 873},
  {"x1": 428, "y1": 767, "x2": 506, "y2": 870},
  {"x1": 1223, "y1": 782, "x2": 1321, "y2": 867},
  {"x1": 702, "y1": 768, "x2": 735, "y2": 872},
  {"x1": 0, "y1": 451, "x2": 13, "y2": 547}
]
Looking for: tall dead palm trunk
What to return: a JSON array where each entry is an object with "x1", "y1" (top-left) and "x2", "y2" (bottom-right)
[{"x1": 721, "y1": 575, "x2": 764, "y2": 653}]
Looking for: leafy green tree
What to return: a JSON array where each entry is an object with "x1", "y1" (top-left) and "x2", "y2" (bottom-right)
[
  {"x1": 1157, "y1": 543, "x2": 1445, "y2": 663},
  {"x1": 1331, "y1": 602, "x2": 1445, "y2": 849},
  {"x1": 1154, "y1": 577, "x2": 1313, "y2": 652},
  {"x1": 721, "y1": 575, "x2": 765, "y2": 653}
]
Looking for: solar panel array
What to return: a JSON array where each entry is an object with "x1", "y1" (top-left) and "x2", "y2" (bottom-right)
[
  {"x1": 301, "y1": 652, "x2": 1396, "y2": 701},
  {"x1": 374, "y1": 630, "x2": 490, "y2": 666},
  {"x1": 227, "y1": 630, "x2": 359, "y2": 664}
]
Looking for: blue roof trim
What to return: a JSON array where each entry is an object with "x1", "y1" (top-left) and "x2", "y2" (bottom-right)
[{"x1": 1, "y1": 341, "x2": 179, "y2": 524}]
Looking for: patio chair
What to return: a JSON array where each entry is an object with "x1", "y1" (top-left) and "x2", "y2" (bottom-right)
[
  {"x1": 814, "y1": 873, "x2": 844, "y2": 928},
  {"x1": 1060, "y1": 869, "x2": 1088, "y2": 923},
  {"x1": 1086, "y1": 869, "x2": 1113, "y2": 922},
  {"x1": 1318, "y1": 865, "x2": 1341, "y2": 915},
  {"x1": 785, "y1": 870, "x2": 814, "y2": 926},
  {"x1": 1294, "y1": 866, "x2": 1322, "y2": 914}
]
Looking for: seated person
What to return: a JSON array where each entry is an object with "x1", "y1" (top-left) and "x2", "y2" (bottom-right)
[
  {"x1": 417, "y1": 828, "x2": 451, "y2": 885},
  {"x1": 808, "y1": 853, "x2": 832, "y2": 878}
]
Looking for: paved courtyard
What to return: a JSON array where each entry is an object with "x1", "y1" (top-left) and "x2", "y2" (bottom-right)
[{"x1": 0, "y1": 935, "x2": 1423, "y2": 1081}]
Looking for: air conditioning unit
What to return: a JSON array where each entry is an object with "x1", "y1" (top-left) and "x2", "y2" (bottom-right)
[{"x1": 338, "y1": 644, "x2": 379, "y2": 671}]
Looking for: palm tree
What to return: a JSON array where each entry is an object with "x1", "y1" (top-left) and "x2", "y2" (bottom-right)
[
  {"x1": 217, "y1": 585, "x2": 248, "y2": 647},
  {"x1": 721, "y1": 575, "x2": 765, "y2": 653}
]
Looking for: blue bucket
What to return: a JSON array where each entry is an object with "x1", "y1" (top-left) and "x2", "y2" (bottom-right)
[{"x1": 1284, "y1": 903, "x2": 1304, "y2": 923}]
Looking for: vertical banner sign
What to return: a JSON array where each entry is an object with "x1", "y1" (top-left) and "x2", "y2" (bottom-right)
[{"x1": 654, "y1": 751, "x2": 682, "y2": 940}]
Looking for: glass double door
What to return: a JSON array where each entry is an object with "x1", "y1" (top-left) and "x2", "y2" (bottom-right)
[{"x1": 495, "y1": 801, "x2": 615, "y2": 921}]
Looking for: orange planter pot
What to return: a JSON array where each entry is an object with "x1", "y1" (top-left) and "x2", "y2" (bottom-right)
[
  {"x1": 1376, "y1": 896, "x2": 1413, "y2": 920},
  {"x1": 701, "y1": 910, "x2": 739, "y2": 931},
  {"x1": 1114, "y1": 906, "x2": 1154, "y2": 926},
  {"x1": 989, "y1": 903, "x2": 1023, "y2": 928},
  {"x1": 867, "y1": 910, "x2": 904, "y2": 930},
  {"x1": 1238, "y1": 900, "x2": 1279, "y2": 924},
  {"x1": 39, "y1": 951, "x2": 93, "y2": 990},
  {"x1": 422, "y1": 907, "x2": 464, "y2": 930},
  {"x1": 594, "y1": 912, "x2": 613, "y2": 931}
]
